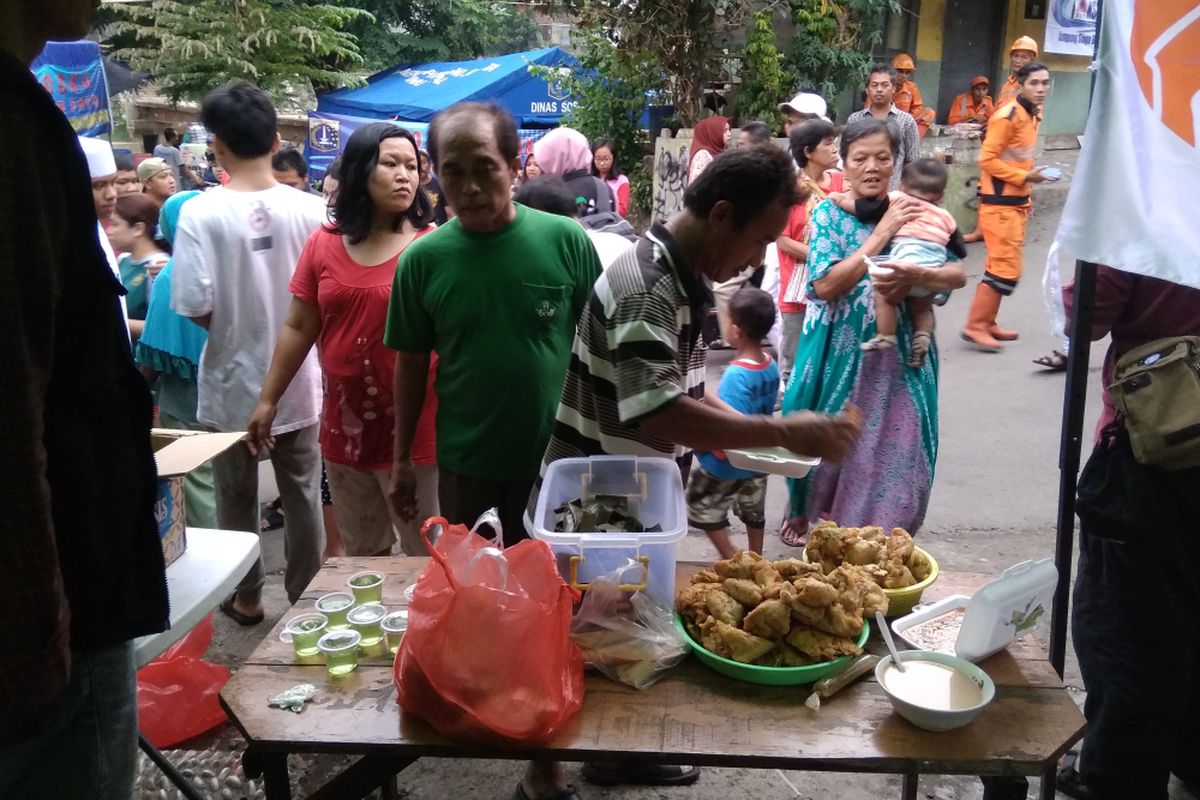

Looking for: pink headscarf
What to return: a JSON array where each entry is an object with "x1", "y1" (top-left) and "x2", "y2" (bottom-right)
[
  {"x1": 689, "y1": 115, "x2": 729, "y2": 172},
  {"x1": 533, "y1": 127, "x2": 593, "y2": 176}
]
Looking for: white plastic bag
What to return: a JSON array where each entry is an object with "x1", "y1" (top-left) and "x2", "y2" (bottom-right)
[{"x1": 569, "y1": 559, "x2": 689, "y2": 690}]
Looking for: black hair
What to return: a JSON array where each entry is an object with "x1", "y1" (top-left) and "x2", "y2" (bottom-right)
[
  {"x1": 867, "y1": 65, "x2": 898, "y2": 89},
  {"x1": 329, "y1": 122, "x2": 434, "y2": 245},
  {"x1": 683, "y1": 146, "x2": 800, "y2": 228},
  {"x1": 162, "y1": 127, "x2": 178, "y2": 143},
  {"x1": 115, "y1": 153, "x2": 135, "y2": 172},
  {"x1": 271, "y1": 147, "x2": 308, "y2": 178},
  {"x1": 513, "y1": 175, "x2": 578, "y2": 218},
  {"x1": 325, "y1": 155, "x2": 343, "y2": 182},
  {"x1": 590, "y1": 136, "x2": 622, "y2": 179},
  {"x1": 200, "y1": 80, "x2": 278, "y2": 159},
  {"x1": 901, "y1": 157, "x2": 949, "y2": 197},
  {"x1": 727, "y1": 287, "x2": 776, "y2": 341},
  {"x1": 839, "y1": 117, "x2": 899, "y2": 160},
  {"x1": 1016, "y1": 61, "x2": 1050, "y2": 83},
  {"x1": 428, "y1": 102, "x2": 520, "y2": 170},
  {"x1": 740, "y1": 121, "x2": 773, "y2": 145},
  {"x1": 788, "y1": 118, "x2": 837, "y2": 167}
]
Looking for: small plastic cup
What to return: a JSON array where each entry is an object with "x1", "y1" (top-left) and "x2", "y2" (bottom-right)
[
  {"x1": 282, "y1": 613, "x2": 328, "y2": 658},
  {"x1": 380, "y1": 610, "x2": 409, "y2": 654},
  {"x1": 317, "y1": 629, "x2": 362, "y2": 676},
  {"x1": 348, "y1": 571, "x2": 384, "y2": 605},
  {"x1": 347, "y1": 603, "x2": 387, "y2": 648},
  {"x1": 315, "y1": 592, "x2": 355, "y2": 630}
]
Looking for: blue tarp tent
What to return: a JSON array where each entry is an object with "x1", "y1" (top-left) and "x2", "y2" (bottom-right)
[{"x1": 317, "y1": 47, "x2": 580, "y2": 127}]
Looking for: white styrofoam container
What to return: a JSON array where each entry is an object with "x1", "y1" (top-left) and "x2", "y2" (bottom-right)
[
  {"x1": 725, "y1": 447, "x2": 820, "y2": 478},
  {"x1": 529, "y1": 456, "x2": 687, "y2": 607},
  {"x1": 891, "y1": 558, "x2": 1058, "y2": 663}
]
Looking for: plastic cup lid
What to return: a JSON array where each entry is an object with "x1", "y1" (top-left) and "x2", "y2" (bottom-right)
[
  {"x1": 347, "y1": 603, "x2": 387, "y2": 625},
  {"x1": 315, "y1": 592, "x2": 354, "y2": 611},
  {"x1": 317, "y1": 629, "x2": 361, "y2": 653},
  {"x1": 380, "y1": 610, "x2": 409, "y2": 632},
  {"x1": 279, "y1": 612, "x2": 328, "y2": 643}
]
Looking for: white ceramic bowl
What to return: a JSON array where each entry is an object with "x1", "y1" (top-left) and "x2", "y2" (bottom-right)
[{"x1": 875, "y1": 651, "x2": 995, "y2": 732}]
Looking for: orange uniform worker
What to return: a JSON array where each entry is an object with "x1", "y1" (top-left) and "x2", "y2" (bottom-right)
[
  {"x1": 961, "y1": 60, "x2": 1053, "y2": 351},
  {"x1": 997, "y1": 36, "x2": 1039, "y2": 108},
  {"x1": 889, "y1": 54, "x2": 936, "y2": 136},
  {"x1": 947, "y1": 75, "x2": 995, "y2": 126}
]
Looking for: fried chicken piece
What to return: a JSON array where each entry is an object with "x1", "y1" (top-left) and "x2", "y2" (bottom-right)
[
  {"x1": 703, "y1": 618, "x2": 775, "y2": 664},
  {"x1": 743, "y1": 599, "x2": 791, "y2": 640},
  {"x1": 883, "y1": 561, "x2": 916, "y2": 589},
  {"x1": 828, "y1": 564, "x2": 889, "y2": 617},
  {"x1": 814, "y1": 604, "x2": 866, "y2": 639},
  {"x1": 752, "y1": 560, "x2": 783, "y2": 588},
  {"x1": 885, "y1": 528, "x2": 915, "y2": 564},
  {"x1": 705, "y1": 589, "x2": 746, "y2": 626},
  {"x1": 723, "y1": 578, "x2": 764, "y2": 608},
  {"x1": 691, "y1": 569, "x2": 722, "y2": 585},
  {"x1": 845, "y1": 537, "x2": 883, "y2": 566},
  {"x1": 778, "y1": 642, "x2": 817, "y2": 667},
  {"x1": 857, "y1": 526, "x2": 886, "y2": 543},
  {"x1": 774, "y1": 558, "x2": 821, "y2": 580},
  {"x1": 698, "y1": 616, "x2": 732, "y2": 659},
  {"x1": 791, "y1": 575, "x2": 840, "y2": 608},
  {"x1": 676, "y1": 583, "x2": 722, "y2": 624},
  {"x1": 785, "y1": 627, "x2": 863, "y2": 661},
  {"x1": 805, "y1": 520, "x2": 845, "y2": 570},
  {"x1": 908, "y1": 548, "x2": 934, "y2": 582},
  {"x1": 713, "y1": 550, "x2": 763, "y2": 580},
  {"x1": 761, "y1": 583, "x2": 783, "y2": 601}
]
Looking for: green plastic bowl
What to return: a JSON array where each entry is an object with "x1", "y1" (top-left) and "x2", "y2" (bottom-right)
[{"x1": 674, "y1": 613, "x2": 871, "y2": 686}]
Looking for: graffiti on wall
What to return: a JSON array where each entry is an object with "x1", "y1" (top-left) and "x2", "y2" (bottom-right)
[{"x1": 652, "y1": 134, "x2": 691, "y2": 223}]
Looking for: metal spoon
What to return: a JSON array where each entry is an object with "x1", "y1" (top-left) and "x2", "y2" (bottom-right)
[{"x1": 876, "y1": 611, "x2": 906, "y2": 673}]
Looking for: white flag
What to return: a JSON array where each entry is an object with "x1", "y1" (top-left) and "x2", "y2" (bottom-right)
[{"x1": 1056, "y1": 0, "x2": 1200, "y2": 290}]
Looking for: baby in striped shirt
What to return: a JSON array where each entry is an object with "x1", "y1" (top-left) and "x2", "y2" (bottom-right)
[{"x1": 835, "y1": 157, "x2": 965, "y2": 368}]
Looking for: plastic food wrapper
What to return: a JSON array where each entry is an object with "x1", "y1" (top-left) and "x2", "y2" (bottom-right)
[
  {"x1": 804, "y1": 654, "x2": 880, "y2": 710},
  {"x1": 554, "y1": 495, "x2": 662, "y2": 534},
  {"x1": 570, "y1": 559, "x2": 689, "y2": 690},
  {"x1": 394, "y1": 510, "x2": 584, "y2": 746},
  {"x1": 268, "y1": 684, "x2": 317, "y2": 713}
]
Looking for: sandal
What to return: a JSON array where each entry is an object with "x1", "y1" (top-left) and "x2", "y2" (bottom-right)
[
  {"x1": 1055, "y1": 750, "x2": 1093, "y2": 800},
  {"x1": 582, "y1": 762, "x2": 700, "y2": 787},
  {"x1": 514, "y1": 782, "x2": 582, "y2": 800},
  {"x1": 907, "y1": 332, "x2": 932, "y2": 369},
  {"x1": 780, "y1": 518, "x2": 807, "y2": 548},
  {"x1": 219, "y1": 593, "x2": 265, "y2": 627},
  {"x1": 860, "y1": 334, "x2": 897, "y2": 352},
  {"x1": 1033, "y1": 350, "x2": 1069, "y2": 372}
]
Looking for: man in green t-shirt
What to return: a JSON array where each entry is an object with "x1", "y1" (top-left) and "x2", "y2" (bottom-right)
[{"x1": 385, "y1": 102, "x2": 601, "y2": 550}]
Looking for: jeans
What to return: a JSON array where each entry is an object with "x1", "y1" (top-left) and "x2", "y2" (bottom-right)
[
  {"x1": 214, "y1": 424, "x2": 324, "y2": 605},
  {"x1": 0, "y1": 642, "x2": 137, "y2": 800}
]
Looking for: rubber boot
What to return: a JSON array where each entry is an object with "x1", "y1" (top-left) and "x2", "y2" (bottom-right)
[
  {"x1": 960, "y1": 283, "x2": 1003, "y2": 351},
  {"x1": 988, "y1": 322, "x2": 1020, "y2": 341}
]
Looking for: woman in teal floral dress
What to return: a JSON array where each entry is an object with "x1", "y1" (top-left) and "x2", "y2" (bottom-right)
[{"x1": 781, "y1": 118, "x2": 966, "y2": 543}]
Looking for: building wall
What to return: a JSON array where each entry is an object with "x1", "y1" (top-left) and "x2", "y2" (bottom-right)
[{"x1": 908, "y1": 0, "x2": 1091, "y2": 136}]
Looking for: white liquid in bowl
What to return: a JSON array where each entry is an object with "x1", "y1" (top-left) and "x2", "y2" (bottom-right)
[{"x1": 883, "y1": 660, "x2": 984, "y2": 711}]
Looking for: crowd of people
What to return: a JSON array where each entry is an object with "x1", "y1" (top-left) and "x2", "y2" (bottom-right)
[{"x1": 5, "y1": 1, "x2": 1198, "y2": 798}]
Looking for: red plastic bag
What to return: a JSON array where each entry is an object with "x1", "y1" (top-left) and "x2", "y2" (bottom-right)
[
  {"x1": 137, "y1": 614, "x2": 231, "y2": 748},
  {"x1": 395, "y1": 514, "x2": 584, "y2": 747}
]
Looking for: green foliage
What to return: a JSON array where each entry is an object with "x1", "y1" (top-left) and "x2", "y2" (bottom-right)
[
  {"x1": 344, "y1": 0, "x2": 542, "y2": 72},
  {"x1": 735, "y1": 11, "x2": 785, "y2": 132},
  {"x1": 111, "y1": 0, "x2": 372, "y2": 104},
  {"x1": 783, "y1": 0, "x2": 898, "y2": 103},
  {"x1": 532, "y1": 28, "x2": 658, "y2": 215}
]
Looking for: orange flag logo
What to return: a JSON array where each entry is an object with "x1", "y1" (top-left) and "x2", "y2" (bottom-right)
[{"x1": 1131, "y1": 1, "x2": 1200, "y2": 147}]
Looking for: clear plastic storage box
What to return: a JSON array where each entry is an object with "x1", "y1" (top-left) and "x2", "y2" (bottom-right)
[{"x1": 528, "y1": 456, "x2": 687, "y2": 607}]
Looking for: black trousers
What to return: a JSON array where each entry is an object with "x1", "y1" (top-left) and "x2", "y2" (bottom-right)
[{"x1": 1071, "y1": 436, "x2": 1200, "y2": 800}]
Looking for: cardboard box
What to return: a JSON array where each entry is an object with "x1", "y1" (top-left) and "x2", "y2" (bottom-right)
[{"x1": 151, "y1": 429, "x2": 246, "y2": 565}]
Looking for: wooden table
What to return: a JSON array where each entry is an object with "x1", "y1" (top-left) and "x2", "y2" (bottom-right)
[{"x1": 220, "y1": 558, "x2": 1085, "y2": 800}]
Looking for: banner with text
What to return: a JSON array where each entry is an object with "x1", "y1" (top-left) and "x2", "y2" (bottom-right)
[
  {"x1": 1045, "y1": 0, "x2": 1100, "y2": 56},
  {"x1": 31, "y1": 40, "x2": 111, "y2": 137}
]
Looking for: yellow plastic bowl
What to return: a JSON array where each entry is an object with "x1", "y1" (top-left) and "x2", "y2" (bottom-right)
[{"x1": 801, "y1": 546, "x2": 938, "y2": 617}]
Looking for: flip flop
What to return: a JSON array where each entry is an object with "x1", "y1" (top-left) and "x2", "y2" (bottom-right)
[
  {"x1": 582, "y1": 762, "x2": 700, "y2": 787},
  {"x1": 513, "y1": 782, "x2": 582, "y2": 800},
  {"x1": 219, "y1": 593, "x2": 264, "y2": 627},
  {"x1": 1055, "y1": 750, "x2": 1093, "y2": 800},
  {"x1": 780, "y1": 519, "x2": 807, "y2": 548},
  {"x1": 1033, "y1": 350, "x2": 1069, "y2": 372}
]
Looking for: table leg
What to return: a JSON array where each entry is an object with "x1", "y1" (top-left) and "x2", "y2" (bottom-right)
[
  {"x1": 243, "y1": 749, "x2": 292, "y2": 800},
  {"x1": 307, "y1": 755, "x2": 416, "y2": 800},
  {"x1": 980, "y1": 775, "x2": 1030, "y2": 799},
  {"x1": 902, "y1": 773, "x2": 918, "y2": 800},
  {"x1": 1040, "y1": 767, "x2": 1058, "y2": 800}
]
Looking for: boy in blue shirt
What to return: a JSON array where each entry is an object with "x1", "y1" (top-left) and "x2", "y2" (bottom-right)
[{"x1": 688, "y1": 287, "x2": 780, "y2": 557}]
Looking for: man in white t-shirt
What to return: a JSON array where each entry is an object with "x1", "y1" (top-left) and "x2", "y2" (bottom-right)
[{"x1": 172, "y1": 80, "x2": 327, "y2": 624}]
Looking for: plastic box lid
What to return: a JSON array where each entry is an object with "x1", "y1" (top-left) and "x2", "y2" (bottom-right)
[
  {"x1": 891, "y1": 558, "x2": 1058, "y2": 663},
  {"x1": 529, "y1": 455, "x2": 687, "y2": 545}
]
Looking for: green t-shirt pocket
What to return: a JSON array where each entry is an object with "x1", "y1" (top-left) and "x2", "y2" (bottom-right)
[{"x1": 523, "y1": 282, "x2": 570, "y2": 337}]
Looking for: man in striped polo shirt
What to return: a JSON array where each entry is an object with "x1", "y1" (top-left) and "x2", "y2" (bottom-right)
[{"x1": 527, "y1": 143, "x2": 862, "y2": 793}]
